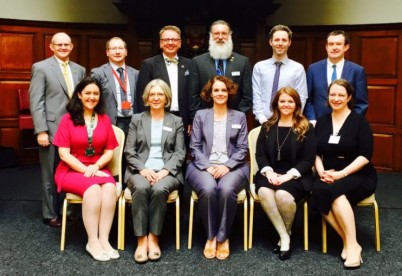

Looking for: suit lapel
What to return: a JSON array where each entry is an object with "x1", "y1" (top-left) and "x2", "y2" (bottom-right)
[
  {"x1": 50, "y1": 57, "x2": 69, "y2": 98},
  {"x1": 156, "y1": 55, "x2": 170, "y2": 86},
  {"x1": 161, "y1": 113, "x2": 174, "y2": 152},
  {"x1": 126, "y1": 66, "x2": 137, "y2": 103},
  {"x1": 177, "y1": 56, "x2": 187, "y2": 98},
  {"x1": 206, "y1": 55, "x2": 217, "y2": 76},
  {"x1": 105, "y1": 63, "x2": 119, "y2": 102},
  {"x1": 322, "y1": 60, "x2": 329, "y2": 87},
  {"x1": 341, "y1": 60, "x2": 351, "y2": 79},
  {"x1": 205, "y1": 109, "x2": 214, "y2": 156},
  {"x1": 226, "y1": 109, "x2": 234, "y2": 148},
  {"x1": 143, "y1": 112, "x2": 152, "y2": 149},
  {"x1": 225, "y1": 55, "x2": 235, "y2": 77}
]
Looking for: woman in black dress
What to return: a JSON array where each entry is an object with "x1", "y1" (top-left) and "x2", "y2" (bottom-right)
[
  {"x1": 311, "y1": 79, "x2": 377, "y2": 269},
  {"x1": 255, "y1": 87, "x2": 316, "y2": 260}
]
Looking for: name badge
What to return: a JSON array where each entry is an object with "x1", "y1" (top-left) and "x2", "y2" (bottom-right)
[
  {"x1": 232, "y1": 124, "x2": 241, "y2": 129},
  {"x1": 231, "y1": 71, "x2": 240, "y2": 76},
  {"x1": 121, "y1": 100, "x2": 131, "y2": 110},
  {"x1": 163, "y1": 126, "x2": 172, "y2": 132},
  {"x1": 328, "y1": 135, "x2": 340, "y2": 144}
]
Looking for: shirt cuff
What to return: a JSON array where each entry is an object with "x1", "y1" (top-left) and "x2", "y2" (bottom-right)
[
  {"x1": 258, "y1": 115, "x2": 267, "y2": 124},
  {"x1": 260, "y1": 166, "x2": 273, "y2": 176},
  {"x1": 286, "y1": 168, "x2": 301, "y2": 179}
]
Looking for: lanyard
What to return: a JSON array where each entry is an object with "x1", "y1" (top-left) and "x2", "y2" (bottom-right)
[
  {"x1": 111, "y1": 66, "x2": 127, "y2": 93},
  {"x1": 86, "y1": 112, "x2": 95, "y2": 149}
]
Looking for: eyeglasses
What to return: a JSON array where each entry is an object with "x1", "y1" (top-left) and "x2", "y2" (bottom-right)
[
  {"x1": 211, "y1": 32, "x2": 230, "y2": 37},
  {"x1": 108, "y1": 47, "x2": 126, "y2": 51},
  {"x1": 52, "y1": 43, "x2": 72, "y2": 48},
  {"x1": 160, "y1": 38, "x2": 181, "y2": 43}
]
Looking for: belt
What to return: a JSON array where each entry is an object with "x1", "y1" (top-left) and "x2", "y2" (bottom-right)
[{"x1": 117, "y1": 116, "x2": 132, "y2": 120}]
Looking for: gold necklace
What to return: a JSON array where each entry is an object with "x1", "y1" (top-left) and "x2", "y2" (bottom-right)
[{"x1": 276, "y1": 127, "x2": 292, "y2": 161}]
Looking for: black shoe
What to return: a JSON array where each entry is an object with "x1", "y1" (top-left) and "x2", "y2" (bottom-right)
[
  {"x1": 279, "y1": 246, "x2": 292, "y2": 261},
  {"x1": 43, "y1": 217, "x2": 61, "y2": 228},
  {"x1": 273, "y1": 245, "x2": 280, "y2": 254}
]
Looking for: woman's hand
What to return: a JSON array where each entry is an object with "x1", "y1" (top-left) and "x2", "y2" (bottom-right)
[
  {"x1": 84, "y1": 164, "x2": 100, "y2": 177},
  {"x1": 140, "y1": 169, "x2": 158, "y2": 185},
  {"x1": 265, "y1": 171, "x2": 280, "y2": 185},
  {"x1": 276, "y1": 174, "x2": 294, "y2": 185},
  {"x1": 320, "y1": 169, "x2": 335, "y2": 183}
]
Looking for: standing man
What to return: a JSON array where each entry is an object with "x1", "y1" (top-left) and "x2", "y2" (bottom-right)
[
  {"x1": 136, "y1": 25, "x2": 192, "y2": 136},
  {"x1": 91, "y1": 37, "x2": 139, "y2": 136},
  {"x1": 30, "y1": 32, "x2": 86, "y2": 227},
  {"x1": 189, "y1": 20, "x2": 252, "y2": 121},
  {"x1": 252, "y1": 24, "x2": 307, "y2": 124},
  {"x1": 304, "y1": 30, "x2": 368, "y2": 124}
]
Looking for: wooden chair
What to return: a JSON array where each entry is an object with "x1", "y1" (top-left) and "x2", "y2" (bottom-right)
[
  {"x1": 118, "y1": 188, "x2": 180, "y2": 250},
  {"x1": 322, "y1": 193, "x2": 381, "y2": 253},
  {"x1": 60, "y1": 125, "x2": 125, "y2": 251},
  {"x1": 248, "y1": 126, "x2": 309, "y2": 250},
  {"x1": 187, "y1": 189, "x2": 248, "y2": 251}
]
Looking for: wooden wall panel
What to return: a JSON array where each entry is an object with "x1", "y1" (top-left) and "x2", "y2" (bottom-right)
[
  {"x1": 0, "y1": 81, "x2": 29, "y2": 118},
  {"x1": 287, "y1": 38, "x2": 307, "y2": 66},
  {"x1": 372, "y1": 134, "x2": 394, "y2": 171},
  {"x1": 366, "y1": 86, "x2": 396, "y2": 126},
  {"x1": 87, "y1": 36, "x2": 109, "y2": 70},
  {"x1": 138, "y1": 41, "x2": 153, "y2": 61},
  {"x1": 0, "y1": 33, "x2": 34, "y2": 72},
  {"x1": 0, "y1": 127, "x2": 19, "y2": 153}
]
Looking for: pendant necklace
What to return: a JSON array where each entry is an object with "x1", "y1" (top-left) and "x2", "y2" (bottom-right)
[{"x1": 276, "y1": 127, "x2": 292, "y2": 161}]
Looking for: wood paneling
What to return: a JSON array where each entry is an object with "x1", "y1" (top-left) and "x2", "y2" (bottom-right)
[
  {"x1": 366, "y1": 86, "x2": 396, "y2": 126},
  {"x1": 373, "y1": 134, "x2": 394, "y2": 171},
  {"x1": 0, "y1": 33, "x2": 34, "y2": 72}
]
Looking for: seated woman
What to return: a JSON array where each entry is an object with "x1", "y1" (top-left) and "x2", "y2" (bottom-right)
[
  {"x1": 186, "y1": 76, "x2": 249, "y2": 260},
  {"x1": 53, "y1": 76, "x2": 119, "y2": 262},
  {"x1": 124, "y1": 79, "x2": 186, "y2": 264},
  {"x1": 255, "y1": 87, "x2": 316, "y2": 261},
  {"x1": 311, "y1": 79, "x2": 377, "y2": 269}
]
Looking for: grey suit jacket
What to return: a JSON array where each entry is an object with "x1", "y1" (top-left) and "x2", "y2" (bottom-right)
[
  {"x1": 189, "y1": 52, "x2": 252, "y2": 121},
  {"x1": 186, "y1": 108, "x2": 249, "y2": 180},
  {"x1": 124, "y1": 111, "x2": 186, "y2": 184},
  {"x1": 29, "y1": 56, "x2": 86, "y2": 139},
  {"x1": 136, "y1": 54, "x2": 191, "y2": 129},
  {"x1": 91, "y1": 63, "x2": 139, "y2": 124}
]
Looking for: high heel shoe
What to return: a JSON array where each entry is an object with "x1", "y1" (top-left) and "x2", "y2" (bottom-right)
[
  {"x1": 344, "y1": 247, "x2": 363, "y2": 269},
  {"x1": 340, "y1": 249, "x2": 346, "y2": 262},
  {"x1": 273, "y1": 245, "x2": 280, "y2": 254},
  {"x1": 106, "y1": 249, "x2": 120, "y2": 260},
  {"x1": 86, "y1": 244, "x2": 110, "y2": 262},
  {"x1": 278, "y1": 241, "x2": 292, "y2": 261}
]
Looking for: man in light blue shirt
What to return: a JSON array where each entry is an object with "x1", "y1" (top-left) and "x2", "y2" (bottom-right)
[{"x1": 252, "y1": 25, "x2": 307, "y2": 124}]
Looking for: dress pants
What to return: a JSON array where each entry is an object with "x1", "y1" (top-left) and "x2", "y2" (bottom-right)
[
  {"x1": 187, "y1": 167, "x2": 247, "y2": 242},
  {"x1": 127, "y1": 173, "x2": 180, "y2": 236}
]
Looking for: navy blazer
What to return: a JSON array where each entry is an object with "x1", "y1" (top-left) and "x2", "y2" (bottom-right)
[
  {"x1": 256, "y1": 123, "x2": 316, "y2": 191},
  {"x1": 304, "y1": 59, "x2": 368, "y2": 120},
  {"x1": 186, "y1": 108, "x2": 249, "y2": 180}
]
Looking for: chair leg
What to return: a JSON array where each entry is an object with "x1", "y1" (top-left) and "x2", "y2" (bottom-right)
[
  {"x1": 175, "y1": 196, "x2": 180, "y2": 250},
  {"x1": 373, "y1": 201, "x2": 381, "y2": 251},
  {"x1": 243, "y1": 197, "x2": 248, "y2": 251},
  {"x1": 120, "y1": 197, "x2": 126, "y2": 250},
  {"x1": 322, "y1": 217, "x2": 327, "y2": 253},
  {"x1": 117, "y1": 196, "x2": 122, "y2": 250},
  {"x1": 188, "y1": 196, "x2": 195, "y2": 249},
  {"x1": 304, "y1": 200, "x2": 308, "y2": 251},
  {"x1": 248, "y1": 197, "x2": 254, "y2": 249},
  {"x1": 60, "y1": 198, "x2": 68, "y2": 251}
]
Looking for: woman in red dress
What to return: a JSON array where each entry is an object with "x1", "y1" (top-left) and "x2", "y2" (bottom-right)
[{"x1": 53, "y1": 76, "x2": 119, "y2": 261}]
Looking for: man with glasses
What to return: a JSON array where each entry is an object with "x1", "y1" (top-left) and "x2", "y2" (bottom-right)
[
  {"x1": 91, "y1": 37, "x2": 139, "y2": 136},
  {"x1": 189, "y1": 20, "x2": 252, "y2": 122},
  {"x1": 136, "y1": 25, "x2": 192, "y2": 138},
  {"x1": 29, "y1": 32, "x2": 86, "y2": 228}
]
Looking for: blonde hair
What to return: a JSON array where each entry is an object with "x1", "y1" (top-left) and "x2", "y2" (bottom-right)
[{"x1": 142, "y1": 79, "x2": 172, "y2": 108}]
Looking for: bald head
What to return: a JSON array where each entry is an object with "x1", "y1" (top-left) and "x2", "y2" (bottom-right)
[{"x1": 50, "y1": 32, "x2": 74, "y2": 62}]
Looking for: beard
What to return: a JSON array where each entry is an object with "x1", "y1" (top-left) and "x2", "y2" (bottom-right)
[{"x1": 209, "y1": 36, "x2": 233, "y2": 60}]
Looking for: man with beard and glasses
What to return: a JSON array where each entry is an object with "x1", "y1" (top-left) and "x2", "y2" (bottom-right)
[
  {"x1": 189, "y1": 20, "x2": 252, "y2": 124},
  {"x1": 252, "y1": 24, "x2": 307, "y2": 125}
]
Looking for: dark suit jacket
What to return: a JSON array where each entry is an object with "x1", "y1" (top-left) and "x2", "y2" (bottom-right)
[
  {"x1": 124, "y1": 111, "x2": 186, "y2": 184},
  {"x1": 256, "y1": 123, "x2": 316, "y2": 191},
  {"x1": 30, "y1": 56, "x2": 86, "y2": 139},
  {"x1": 189, "y1": 52, "x2": 252, "y2": 121},
  {"x1": 185, "y1": 108, "x2": 249, "y2": 180},
  {"x1": 136, "y1": 54, "x2": 191, "y2": 130},
  {"x1": 91, "y1": 63, "x2": 139, "y2": 124},
  {"x1": 304, "y1": 59, "x2": 368, "y2": 120}
]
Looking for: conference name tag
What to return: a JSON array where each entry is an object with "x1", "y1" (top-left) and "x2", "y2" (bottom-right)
[
  {"x1": 232, "y1": 124, "x2": 241, "y2": 129},
  {"x1": 231, "y1": 71, "x2": 240, "y2": 76},
  {"x1": 328, "y1": 135, "x2": 340, "y2": 144},
  {"x1": 163, "y1": 126, "x2": 172, "y2": 132}
]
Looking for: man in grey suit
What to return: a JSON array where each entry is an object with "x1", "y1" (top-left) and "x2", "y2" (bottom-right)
[
  {"x1": 189, "y1": 20, "x2": 252, "y2": 122},
  {"x1": 136, "y1": 25, "x2": 192, "y2": 137},
  {"x1": 91, "y1": 37, "x2": 139, "y2": 137},
  {"x1": 30, "y1": 32, "x2": 86, "y2": 227}
]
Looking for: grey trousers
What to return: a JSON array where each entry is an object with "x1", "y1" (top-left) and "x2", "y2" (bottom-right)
[
  {"x1": 187, "y1": 167, "x2": 247, "y2": 242},
  {"x1": 127, "y1": 173, "x2": 180, "y2": 236}
]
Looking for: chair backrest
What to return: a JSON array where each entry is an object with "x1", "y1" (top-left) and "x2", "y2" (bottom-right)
[
  {"x1": 248, "y1": 126, "x2": 261, "y2": 185},
  {"x1": 108, "y1": 125, "x2": 125, "y2": 184},
  {"x1": 18, "y1": 88, "x2": 30, "y2": 113}
]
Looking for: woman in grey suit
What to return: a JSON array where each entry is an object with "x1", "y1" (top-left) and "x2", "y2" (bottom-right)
[
  {"x1": 186, "y1": 76, "x2": 249, "y2": 260},
  {"x1": 124, "y1": 79, "x2": 186, "y2": 263}
]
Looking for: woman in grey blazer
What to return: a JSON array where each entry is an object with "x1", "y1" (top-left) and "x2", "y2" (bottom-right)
[
  {"x1": 186, "y1": 76, "x2": 249, "y2": 260},
  {"x1": 124, "y1": 79, "x2": 186, "y2": 263}
]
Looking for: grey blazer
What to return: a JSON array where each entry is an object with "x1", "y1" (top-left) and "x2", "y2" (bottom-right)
[
  {"x1": 124, "y1": 111, "x2": 186, "y2": 184},
  {"x1": 29, "y1": 56, "x2": 86, "y2": 139},
  {"x1": 186, "y1": 108, "x2": 249, "y2": 180},
  {"x1": 91, "y1": 63, "x2": 139, "y2": 124}
]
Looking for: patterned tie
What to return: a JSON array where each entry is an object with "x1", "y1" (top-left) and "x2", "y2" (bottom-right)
[
  {"x1": 331, "y1": 64, "x2": 337, "y2": 82},
  {"x1": 165, "y1": 57, "x2": 179, "y2": 65},
  {"x1": 271, "y1": 61, "x2": 283, "y2": 101},
  {"x1": 116, "y1": 67, "x2": 130, "y2": 117},
  {"x1": 217, "y1": 59, "x2": 224, "y2": 76},
  {"x1": 62, "y1": 62, "x2": 73, "y2": 98}
]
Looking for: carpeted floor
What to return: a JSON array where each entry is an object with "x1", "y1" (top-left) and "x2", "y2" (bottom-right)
[{"x1": 0, "y1": 165, "x2": 401, "y2": 275}]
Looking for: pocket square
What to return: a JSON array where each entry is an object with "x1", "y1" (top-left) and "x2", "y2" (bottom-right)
[{"x1": 184, "y1": 70, "x2": 190, "y2": 76}]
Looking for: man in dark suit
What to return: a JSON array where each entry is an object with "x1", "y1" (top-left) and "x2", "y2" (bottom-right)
[
  {"x1": 136, "y1": 25, "x2": 192, "y2": 137},
  {"x1": 91, "y1": 37, "x2": 139, "y2": 137},
  {"x1": 304, "y1": 30, "x2": 368, "y2": 125},
  {"x1": 30, "y1": 32, "x2": 86, "y2": 227},
  {"x1": 189, "y1": 20, "x2": 252, "y2": 122}
]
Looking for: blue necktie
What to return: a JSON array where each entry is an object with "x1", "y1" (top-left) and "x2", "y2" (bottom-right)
[
  {"x1": 217, "y1": 59, "x2": 224, "y2": 76},
  {"x1": 271, "y1": 61, "x2": 283, "y2": 102},
  {"x1": 331, "y1": 64, "x2": 337, "y2": 82}
]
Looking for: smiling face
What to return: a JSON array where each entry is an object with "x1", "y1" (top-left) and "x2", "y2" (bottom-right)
[
  {"x1": 147, "y1": 85, "x2": 167, "y2": 111},
  {"x1": 277, "y1": 93, "x2": 296, "y2": 118},
  {"x1": 50, "y1": 33, "x2": 73, "y2": 62},
  {"x1": 106, "y1": 38, "x2": 127, "y2": 66},
  {"x1": 326, "y1": 34, "x2": 349, "y2": 63},
  {"x1": 328, "y1": 83, "x2": 352, "y2": 111},
  {"x1": 78, "y1": 83, "x2": 100, "y2": 112},
  {"x1": 269, "y1": 30, "x2": 291, "y2": 59},
  {"x1": 160, "y1": 29, "x2": 181, "y2": 59},
  {"x1": 211, "y1": 80, "x2": 229, "y2": 106}
]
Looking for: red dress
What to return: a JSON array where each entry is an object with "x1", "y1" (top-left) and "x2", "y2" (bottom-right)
[{"x1": 53, "y1": 113, "x2": 118, "y2": 196}]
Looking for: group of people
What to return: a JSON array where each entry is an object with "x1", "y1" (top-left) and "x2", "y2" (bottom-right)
[{"x1": 28, "y1": 19, "x2": 376, "y2": 269}]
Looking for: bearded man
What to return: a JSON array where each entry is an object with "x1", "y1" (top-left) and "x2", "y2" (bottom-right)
[{"x1": 189, "y1": 20, "x2": 252, "y2": 122}]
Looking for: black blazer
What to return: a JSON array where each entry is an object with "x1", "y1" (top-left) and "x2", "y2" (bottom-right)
[{"x1": 256, "y1": 123, "x2": 316, "y2": 191}]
